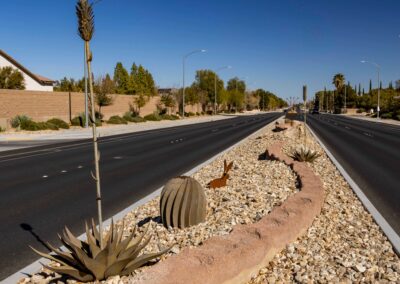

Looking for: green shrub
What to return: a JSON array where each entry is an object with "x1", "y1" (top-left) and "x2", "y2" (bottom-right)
[
  {"x1": 0, "y1": 126, "x2": 5, "y2": 132},
  {"x1": 46, "y1": 118, "x2": 69, "y2": 129},
  {"x1": 107, "y1": 115, "x2": 127, "y2": 124},
  {"x1": 356, "y1": 108, "x2": 365, "y2": 113},
  {"x1": 20, "y1": 120, "x2": 56, "y2": 131},
  {"x1": 188, "y1": 112, "x2": 195, "y2": 117},
  {"x1": 71, "y1": 116, "x2": 83, "y2": 126},
  {"x1": 144, "y1": 113, "x2": 162, "y2": 121},
  {"x1": 11, "y1": 115, "x2": 31, "y2": 128},
  {"x1": 71, "y1": 114, "x2": 101, "y2": 127},
  {"x1": 131, "y1": 116, "x2": 146, "y2": 123},
  {"x1": 201, "y1": 111, "x2": 205, "y2": 115},
  {"x1": 380, "y1": 112, "x2": 393, "y2": 119},
  {"x1": 161, "y1": 114, "x2": 179, "y2": 120},
  {"x1": 396, "y1": 115, "x2": 400, "y2": 121}
]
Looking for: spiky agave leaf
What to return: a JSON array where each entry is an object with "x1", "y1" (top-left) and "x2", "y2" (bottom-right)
[
  {"x1": 31, "y1": 220, "x2": 172, "y2": 281},
  {"x1": 76, "y1": 0, "x2": 95, "y2": 42},
  {"x1": 289, "y1": 146, "x2": 321, "y2": 163}
]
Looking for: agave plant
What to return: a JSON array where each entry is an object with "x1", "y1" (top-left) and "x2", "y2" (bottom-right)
[
  {"x1": 76, "y1": 0, "x2": 104, "y2": 245},
  {"x1": 31, "y1": 220, "x2": 171, "y2": 281},
  {"x1": 289, "y1": 146, "x2": 321, "y2": 163}
]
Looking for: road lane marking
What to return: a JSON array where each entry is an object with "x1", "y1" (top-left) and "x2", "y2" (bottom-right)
[
  {"x1": 363, "y1": 132, "x2": 373, "y2": 137},
  {"x1": 113, "y1": 156, "x2": 123, "y2": 160},
  {"x1": 77, "y1": 165, "x2": 83, "y2": 169},
  {"x1": 42, "y1": 175, "x2": 48, "y2": 178},
  {"x1": 61, "y1": 170, "x2": 67, "y2": 173}
]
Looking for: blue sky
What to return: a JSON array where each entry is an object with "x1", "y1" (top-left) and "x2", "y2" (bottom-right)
[{"x1": 2, "y1": 0, "x2": 400, "y2": 100}]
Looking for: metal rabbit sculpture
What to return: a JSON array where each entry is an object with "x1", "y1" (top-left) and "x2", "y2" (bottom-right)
[{"x1": 208, "y1": 160, "x2": 234, "y2": 189}]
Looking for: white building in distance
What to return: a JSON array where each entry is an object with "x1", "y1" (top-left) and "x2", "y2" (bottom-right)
[{"x1": 0, "y1": 49, "x2": 54, "y2": 91}]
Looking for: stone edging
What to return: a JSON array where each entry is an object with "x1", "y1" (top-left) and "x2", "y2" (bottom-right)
[{"x1": 133, "y1": 142, "x2": 325, "y2": 284}]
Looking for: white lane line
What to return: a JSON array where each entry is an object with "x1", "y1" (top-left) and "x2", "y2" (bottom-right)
[
  {"x1": 170, "y1": 141, "x2": 174, "y2": 144},
  {"x1": 42, "y1": 175, "x2": 48, "y2": 178},
  {"x1": 61, "y1": 170, "x2": 67, "y2": 173},
  {"x1": 113, "y1": 156, "x2": 123, "y2": 160},
  {"x1": 363, "y1": 132, "x2": 373, "y2": 137},
  {"x1": 307, "y1": 125, "x2": 400, "y2": 255},
  {"x1": 77, "y1": 165, "x2": 83, "y2": 169}
]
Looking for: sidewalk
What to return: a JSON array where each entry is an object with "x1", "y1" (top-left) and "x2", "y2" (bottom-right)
[{"x1": 342, "y1": 114, "x2": 400, "y2": 126}]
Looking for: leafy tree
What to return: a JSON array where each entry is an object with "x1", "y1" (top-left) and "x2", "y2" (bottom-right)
[
  {"x1": 161, "y1": 93, "x2": 176, "y2": 114},
  {"x1": 94, "y1": 74, "x2": 114, "y2": 118},
  {"x1": 389, "y1": 81, "x2": 393, "y2": 90},
  {"x1": 133, "y1": 93, "x2": 147, "y2": 114},
  {"x1": 113, "y1": 62, "x2": 129, "y2": 94},
  {"x1": 369, "y1": 79, "x2": 372, "y2": 94},
  {"x1": 358, "y1": 83, "x2": 361, "y2": 96},
  {"x1": 0, "y1": 66, "x2": 25, "y2": 89}
]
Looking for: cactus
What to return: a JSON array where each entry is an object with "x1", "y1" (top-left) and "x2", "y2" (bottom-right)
[{"x1": 160, "y1": 176, "x2": 207, "y2": 228}]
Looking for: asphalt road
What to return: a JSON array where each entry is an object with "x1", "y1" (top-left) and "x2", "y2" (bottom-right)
[
  {"x1": 307, "y1": 114, "x2": 400, "y2": 235},
  {"x1": 0, "y1": 112, "x2": 281, "y2": 280}
]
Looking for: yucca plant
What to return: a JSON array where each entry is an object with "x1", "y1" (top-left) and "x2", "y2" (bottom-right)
[
  {"x1": 31, "y1": 220, "x2": 171, "y2": 281},
  {"x1": 76, "y1": 0, "x2": 104, "y2": 246},
  {"x1": 289, "y1": 146, "x2": 321, "y2": 163}
]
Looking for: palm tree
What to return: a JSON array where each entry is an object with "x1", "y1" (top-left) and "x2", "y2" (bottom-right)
[
  {"x1": 332, "y1": 73, "x2": 345, "y2": 91},
  {"x1": 76, "y1": 0, "x2": 104, "y2": 247}
]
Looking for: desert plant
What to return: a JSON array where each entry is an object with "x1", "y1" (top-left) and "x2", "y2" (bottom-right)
[
  {"x1": 77, "y1": 0, "x2": 104, "y2": 244},
  {"x1": 161, "y1": 114, "x2": 179, "y2": 120},
  {"x1": 144, "y1": 113, "x2": 161, "y2": 121},
  {"x1": 31, "y1": 220, "x2": 171, "y2": 281},
  {"x1": 47, "y1": 118, "x2": 70, "y2": 129},
  {"x1": 107, "y1": 115, "x2": 127, "y2": 124},
  {"x1": 160, "y1": 176, "x2": 207, "y2": 229},
  {"x1": 289, "y1": 146, "x2": 321, "y2": 163},
  {"x1": 10, "y1": 115, "x2": 31, "y2": 128}
]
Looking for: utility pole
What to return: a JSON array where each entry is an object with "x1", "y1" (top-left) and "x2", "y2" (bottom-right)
[{"x1": 84, "y1": 44, "x2": 89, "y2": 128}]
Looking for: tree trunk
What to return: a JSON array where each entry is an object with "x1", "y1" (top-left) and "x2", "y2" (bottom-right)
[{"x1": 85, "y1": 41, "x2": 104, "y2": 248}]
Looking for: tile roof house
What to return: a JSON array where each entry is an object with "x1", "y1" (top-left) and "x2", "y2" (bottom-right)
[{"x1": 0, "y1": 50, "x2": 55, "y2": 91}]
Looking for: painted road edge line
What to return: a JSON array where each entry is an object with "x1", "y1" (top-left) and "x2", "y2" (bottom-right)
[
  {"x1": 2, "y1": 113, "x2": 283, "y2": 284},
  {"x1": 307, "y1": 124, "x2": 400, "y2": 255}
]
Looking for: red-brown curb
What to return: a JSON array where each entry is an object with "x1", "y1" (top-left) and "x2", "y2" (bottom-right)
[{"x1": 133, "y1": 142, "x2": 325, "y2": 284}]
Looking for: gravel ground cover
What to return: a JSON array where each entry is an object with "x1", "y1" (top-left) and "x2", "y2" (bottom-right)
[
  {"x1": 20, "y1": 119, "x2": 299, "y2": 284},
  {"x1": 20, "y1": 120, "x2": 399, "y2": 283},
  {"x1": 248, "y1": 123, "x2": 400, "y2": 283}
]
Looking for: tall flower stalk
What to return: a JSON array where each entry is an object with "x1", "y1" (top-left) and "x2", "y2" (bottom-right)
[{"x1": 76, "y1": 0, "x2": 103, "y2": 247}]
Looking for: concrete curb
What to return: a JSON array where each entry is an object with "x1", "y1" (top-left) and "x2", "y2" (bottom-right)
[
  {"x1": 307, "y1": 125, "x2": 400, "y2": 255},
  {"x1": 2, "y1": 115, "x2": 283, "y2": 284},
  {"x1": 132, "y1": 141, "x2": 325, "y2": 284}
]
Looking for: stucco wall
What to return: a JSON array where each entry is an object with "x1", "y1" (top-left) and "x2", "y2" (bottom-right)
[
  {"x1": 0, "y1": 89, "x2": 201, "y2": 128},
  {"x1": 0, "y1": 56, "x2": 53, "y2": 92}
]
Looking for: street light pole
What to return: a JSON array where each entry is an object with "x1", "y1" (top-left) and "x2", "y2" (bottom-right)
[
  {"x1": 182, "y1": 49, "x2": 206, "y2": 118},
  {"x1": 344, "y1": 85, "x2": 347, "y2": 113},
  {"x1": 361, "y1": 60, "x2": 381, "y2": 118},
  {"x1": 214, "y1": 65, "x2": 231, "y2": 115}
]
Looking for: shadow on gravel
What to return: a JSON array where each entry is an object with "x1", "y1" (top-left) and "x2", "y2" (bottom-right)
[{"x1": 137, "y1": 216, "x2": 162, "y2": 227}]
